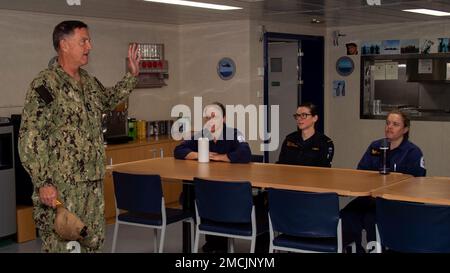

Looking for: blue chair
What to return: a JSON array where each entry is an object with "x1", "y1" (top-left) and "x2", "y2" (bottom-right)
[
  {"x1": 375, "y1": 197, "x2": 450, "y2": 253},
  {"x1": 111, "y1": 172, "x2": 194, "y2": 253},
  {"x1": 267, "y1": 188, "x2": 343, "y2": 253},
  {"x1": 193, "y1": 177, "x2": 261, "y2": 253}
]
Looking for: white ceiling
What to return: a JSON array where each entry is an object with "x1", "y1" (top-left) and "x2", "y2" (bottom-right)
[{"x1": 0, "y1": 0, "x2": 449, "y2": 27}]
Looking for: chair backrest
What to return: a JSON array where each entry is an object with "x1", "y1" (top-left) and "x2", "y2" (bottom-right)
[
  {"x1": 376, "y1": 197, "x2": 450, "y2": 253},
  {"x1": 194, "y1": 177, "x2": 253, "y2": 223},
  {"x1": 268, "y1": 188, "x2": 339, "y2": 238},
  {"x1": 112, "y1": 171, "x2": 163, "y2": 214}
]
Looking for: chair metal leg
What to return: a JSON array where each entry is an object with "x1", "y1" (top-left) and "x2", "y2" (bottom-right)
[
  {"x1": 153, "y1": 229, "x2": 158, "y2": 253},
  {"x1": 159, "y1": 227, "x2": 166, "y2": 253},
  {"x1": 250, "y1": 236, "x2": 256, "y2": 253},
  {"x1": 111, "y1": 222, "x2": 119, "y2": 253},
  {"x1": 347, "y1": 242, "x2": 356, "y2": 253},
  {"x1": 374, "y1": 225, "x2": 382, "y2": 253},
  {"x1": 228, "y1": 238, "x2": 234, "y2": 253},
  {"x1": 193, "y1": 228, "x2": 200, "y2": 253},
  {"x1": 268, "y1": 214, "x2": 274, "y2": 253},
  {"x1": 189, "y1": 220, "x2": 195, "y2": 253}
]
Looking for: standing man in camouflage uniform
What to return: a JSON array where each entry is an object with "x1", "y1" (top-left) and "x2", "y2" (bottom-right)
[{"x1": 18, "y1": 20, "x2": 140, "y2": 252}]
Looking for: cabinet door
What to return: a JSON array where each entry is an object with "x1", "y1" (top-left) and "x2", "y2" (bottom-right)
[
  {"x1": 106, "y1": 146, "x2": 145, "y2": 164},
  {"x1": 158, "y1": 142, "x2": 175, "y2": 157},
  {"x1": 140, "y1": 141, "x2": 180, "y2": 159},
  {"x1": 162, "y1": 142, "x2": 182, "y2": 207},
  {"x1": 104, "y1": 141, "x2": 182, "y2": 223},
  {"x1": 141, "y1": 145, "x2": 162, "y2": 160},
  {"x1": 142, "y1": 141, "x2": 182, "y2": 207},
  {"x1": 103, "y1": 171, "x2": 116, "y2": 224},
  {"x1": 104, "y1": 147, "x2": 144, "y2": 224}
]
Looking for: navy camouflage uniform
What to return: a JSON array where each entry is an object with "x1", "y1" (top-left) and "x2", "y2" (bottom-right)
[
  {"x1": 19, "y1": 63, "x2": 137, "y2": 252},
  {"x1": 277, "y1": 130, "x2": 334, "y2": 167},
  {"x1": 341, "y1": 138, "x2": 426, "y2": 252}
]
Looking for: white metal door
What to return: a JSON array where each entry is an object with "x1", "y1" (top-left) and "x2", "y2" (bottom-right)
[{"x1": 267, "y1": 42, "x2": 299, "y2": 163}]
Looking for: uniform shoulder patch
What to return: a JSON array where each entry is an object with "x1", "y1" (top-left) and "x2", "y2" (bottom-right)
[
  {"x1": 34, "y1": 85, "x2": 54, "y2": 105},
  {"x1": 420, "y1": 156, "x2": 426, "y2": 169},
  {"x1": 327, "y1": 146, "x2": 334, "y2": 159},
  {"x1": 237, "y1": 134, "x2": 246, "y2": 143},
  {"x1": 286, "y1": 141, "x2": 299, "y2": 148}
]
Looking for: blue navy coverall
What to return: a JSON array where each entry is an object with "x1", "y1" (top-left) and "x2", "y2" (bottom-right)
[
  {"x1": 174, "y1": 125, "x2": 251, "y2": 163},
  {"x1": 342, "y1": 138, "x2": 426, "y2": 252},
  {"x1": 357, "y1": 138, "x2": 425, "y2": 177}
]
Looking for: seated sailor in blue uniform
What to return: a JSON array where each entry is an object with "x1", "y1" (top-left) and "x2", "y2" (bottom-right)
[
  {"x1": 277, "y1": 102, "x2": 334, "y2": 167},
  {"x1": 174, "y1": 102, "x2": 255, "y2": 253},
  {"x1": 341, "y1": 109, "x2": 426, "y2": 253},
  {"x1": 174, "y1": 102, "x2": 251, "y2": 164}
]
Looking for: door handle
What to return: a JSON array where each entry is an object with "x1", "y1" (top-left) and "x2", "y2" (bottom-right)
[{"x1": 149, "y1": 149, "x2": 157, "y2": 158}]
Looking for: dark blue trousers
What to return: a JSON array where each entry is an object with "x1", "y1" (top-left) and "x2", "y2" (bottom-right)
[{"x1": 341, "y1": 197, "x2": 377, "y2": 253}]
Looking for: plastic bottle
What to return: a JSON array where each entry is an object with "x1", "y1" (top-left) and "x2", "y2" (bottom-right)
[{"x1": 128, "y1": 118, "x2": 136, "y2": 140}]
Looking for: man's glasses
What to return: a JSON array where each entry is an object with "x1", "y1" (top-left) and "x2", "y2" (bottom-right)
[{"x1": 293, "y1": 113, "x2": 312, "y2": 119}]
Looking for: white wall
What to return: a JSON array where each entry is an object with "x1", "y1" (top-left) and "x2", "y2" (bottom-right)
[
  {"x1": 267, "y1": 42, "x2": 299, "y2": 162},
  {"x1": 0, "y1": 9, "x2": 180, "y2": 121},
  {"x1": 179, "y1": 20, "x2": 252, "y2": 110},
  {"x1": 325, "y1": 20, "x2": 450, "y2": 176},
  {"x1": 4, "y1": 9, "x2": 449, "y2": 176}
]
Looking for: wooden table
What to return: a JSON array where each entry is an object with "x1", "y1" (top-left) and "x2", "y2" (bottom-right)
[
  {"x1": 108, "y1": 157, "x2": 413, "y2": 252},
  {"x1": 372, "y1": 177, "x2": 450, "y2": 206},
  {"x1": 109, "y1": 157, "x2": 411, "y2": 197}
]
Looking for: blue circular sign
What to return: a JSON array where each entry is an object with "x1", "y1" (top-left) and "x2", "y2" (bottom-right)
[
  {"x1": 336, "y1": 56, "x2": 354, "y2": 76},
  {"x1": 217, "y1": 58, "x2": 236, "y2": 80}
]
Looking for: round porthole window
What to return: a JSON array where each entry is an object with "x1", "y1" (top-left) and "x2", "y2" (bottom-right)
[
  {"x1": 336, "y1": 56, "x2": 354, "y2": 76},
  {"x1": 217, "y1": 58, "x2": 236, "y2": 80}
]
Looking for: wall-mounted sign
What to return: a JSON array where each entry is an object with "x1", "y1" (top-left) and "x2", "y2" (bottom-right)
[
  {"x1": 418, "y1": 59, "x2": 433, "y2": 74},
  {"x1": 332, "y1": 80, "x2": 345, "y2": 97},
  {"x1": 336, "y1": 56, "x2": 354, "y2": 76},
  {"x1": 217, "y1": 58, "x2": 236, "y2": 80}
]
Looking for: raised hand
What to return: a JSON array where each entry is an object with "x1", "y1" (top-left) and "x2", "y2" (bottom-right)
[{"x1": 127, "y1": 43, "x2": 141, "y2": 77}]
